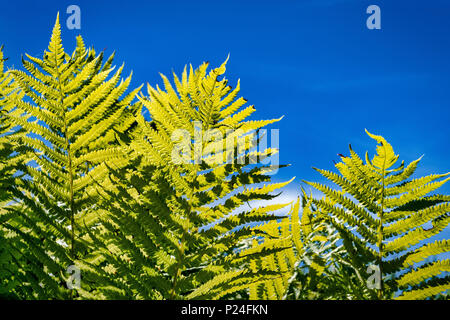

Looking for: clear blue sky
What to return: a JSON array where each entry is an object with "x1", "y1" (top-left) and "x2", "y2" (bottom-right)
[{"x1": 1, "y1": 0, "x2": 449, "y2": 196}]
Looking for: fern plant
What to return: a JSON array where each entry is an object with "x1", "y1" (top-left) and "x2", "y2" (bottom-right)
[
  {"x1": 304, "y1": 130, "x2": 450, "y2": 299},
  {"x1": 245, "y1": 192, "x2": 373, "y2": 300},
  {"x1": 2, "y1": 14, "x2": 142, "y2": 299},
  {"x1": 1, "y1": 14, "x2": 448, "y2": 301},
  {"x1": 0, "y1": 45, "x2": 28, "y2": 204},
  {"x1": 76, "y1": 59, "x2": 295, "y2": 299},
  {"x1": 0, "y1": 44, "x2": 41, "y2": 299},
  {"x1": 0, "y1": 45, "x2": 28, "y2": 299},
  {"x1": 243, "y1": 198, "x2": 303, "y2": 300}
]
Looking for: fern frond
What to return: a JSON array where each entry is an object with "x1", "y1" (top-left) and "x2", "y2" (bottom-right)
[
  {"x1": 305, "y1": 130, "x2": 450, "y2": 300},
  {"x1": 85, "y1": 58, "x2": 294, "y2": 299}
]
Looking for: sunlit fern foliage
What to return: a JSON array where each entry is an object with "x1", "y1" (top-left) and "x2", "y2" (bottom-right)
[
  {"x1": 1, "y1": 15, "x2": 141, "y2": 299},
  {"x1": 245, "y1": 198, "x2": 303, "y2": 300},
  {"x1": 0, "y1": 45, "x2": 29, "y2": 204},
  {"x1": 74, "y1": 58, "x2": 295, "y2": 299},
  {"x1": 0, "y1": 14, "x2": 449, "y2": 301},
  {"x1": 304, "y1": 130, "x2": 450, "y2": 300},
  {"x1": 246, "y1": 193, "x2": 374, "y2": 300},
  {"x1": 0, "y1": 45, "x2": 21, "y2": 298}
]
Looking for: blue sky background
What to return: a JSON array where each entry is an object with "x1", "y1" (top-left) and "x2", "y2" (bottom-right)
[{"x1": 1, "y1": 0, "x2": 449, "y2": 197}]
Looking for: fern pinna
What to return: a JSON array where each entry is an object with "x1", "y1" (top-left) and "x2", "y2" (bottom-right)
[
  {"x1": 2, "y1": 15, "x2": 141, "y2": 299},
  {"x1": 77, "y1": 59, "x2": 295, "y2": 299},
  {"x1": 304, "y1": 130, "x2": 450, "y2": 299}
]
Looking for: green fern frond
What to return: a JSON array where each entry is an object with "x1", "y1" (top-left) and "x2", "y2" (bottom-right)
[
  {"x1": 2, "y1": 15, "x2": 141, "y2": 299},
  {"x1": 83, "y1": 58, "x2": 294, "y2": 299},
  {"x1": 305, "y1": 130, "x2": 450, "y2": 300}
]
